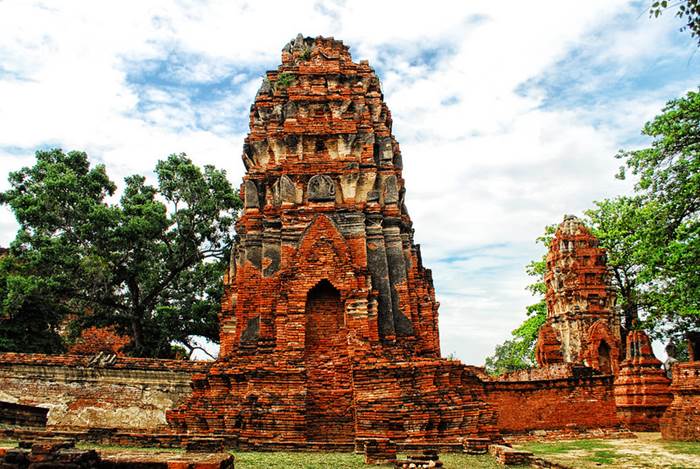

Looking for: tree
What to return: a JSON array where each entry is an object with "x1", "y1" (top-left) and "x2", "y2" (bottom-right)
[
  {"x1": 0, "y1": 149, "x2": 241, "y2": 357},
  {"x1": 0, "y1": 150, "x2": 116, "y2": 354},
  {"x1": 484, "y1": 226, "x2": 554, "y2": 375},
  {"x1": 612, "y1": 89, "x2": 700, "y2": 343},
  {"x1": 584, "y1": 196, "x2": 650, "y2": 340},
  {"x1": 650, "y1": 0, "x2": 700, "y2": 47}
]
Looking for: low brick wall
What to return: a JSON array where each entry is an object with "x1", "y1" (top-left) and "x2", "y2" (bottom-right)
[
  {"x1": 488, "y1": 444, "x2": 532, "y2": 466},
  {"x1": 660, "y1": 361, "x2": 700, "y2": 441},
  {"x1": 484, "y1": 365, "x2": 623, "y2": 436},
  {"x1": 0, "y1": 401, "x2": 48, "y2": 428},
  {"x1": 0, "y1": 353, "x2": 210, "y2": 432}
]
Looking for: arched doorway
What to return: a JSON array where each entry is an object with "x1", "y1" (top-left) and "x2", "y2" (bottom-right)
[
  {"x1": 598, "y1": 340, "x2": 612, "y2": 374},
  {"x1": 304, "y1": 280, "x2": 355, "y2": 443}
]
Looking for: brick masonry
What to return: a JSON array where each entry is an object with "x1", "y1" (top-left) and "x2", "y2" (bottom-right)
[
  {"x1": 0, "y1": 35, "x2": 692, "y2": 449},
  {"x1": 0, "y1": 353, "x2": 209, "y2": 432},
  {"x1": 613, "y1": 330, "x2": 672, "y2": 431},
  {"x1": 166, "y1": 35, "x2": 500, "y2": 448},
  {"x1": 484, "y1": 365, "x2": 624, "y2": 436},
  {"x1": 660, "y1": 361, "x2": 700, "y2": 441},
  {"x1": 535, "y1": 215, "x2": 621, "y2": 374},
  {"x1": 0, "y1": 402, "x2": 48, "y2": 428}
]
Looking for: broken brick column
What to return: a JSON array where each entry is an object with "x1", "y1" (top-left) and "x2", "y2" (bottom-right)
[
  {"x1": 660, "y1": 361, "x2": 700, "y2": 441},
  {"x1": 614, "y1": 330, "x2": 672, "y2": 431}
]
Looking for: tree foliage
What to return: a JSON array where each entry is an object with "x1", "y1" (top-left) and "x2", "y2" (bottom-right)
[
  {"x1": 650, "y1": 0, "x2": 700, "y2": 47},
  {"x1": 484, "y1": 225, "x2": 555, "y2": 375},
  {"x1": 0, "y1": 149, "x2": 241, "y2": 358},
  {"x1": 608, "y1": 90, "x2": 700, "y2": 342}
]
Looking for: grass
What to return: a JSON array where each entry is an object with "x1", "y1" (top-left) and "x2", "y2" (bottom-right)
[
  {"x1": 520, "y1": 438, "x2": 613, "y2": 455},
  {"x1": 518, "y1": 434, "x2": 700, "y2": 468},
  {"x1": 663, "y1": 440, "x2": 700, "y2": 456},
  {"x1": 232, "y1": 452, "x2": 517, "y2": 468},
  {"x1": 520, "y1": 439, "x2": 623, "y2": 466},
  {"x1": 275, "y1": 72, "x2": 295, "y2": 91},
  {"x1": 588, "y1": 449, "x2": 618, "y2": 465}
]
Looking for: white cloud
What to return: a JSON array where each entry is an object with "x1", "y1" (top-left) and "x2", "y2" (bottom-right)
[{"x1": 0, "y1": 0, "x2": 697, "y2": 364}]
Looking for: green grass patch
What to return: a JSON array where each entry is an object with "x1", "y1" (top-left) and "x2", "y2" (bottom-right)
[
  {"x1": 588, "y1": 449, "x2": 618, "y2": 464},
  {"x1": 661, "y1": 440, "x2": 700, "y2": 456},
  {"x1": 0, "y1": 440, "x2": 16, "y2": 448},
  {"x1": 519, "y1": 438, "x2": 613, "y2": 455},
  {"x1": 232, "y1": 452, "x2": 512, "y2": 469},
  {"x1": 233, "y1": 452, "x2": 367, "y2": 468}
]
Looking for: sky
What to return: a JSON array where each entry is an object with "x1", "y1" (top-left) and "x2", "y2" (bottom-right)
[{"x1": 0, "y1": 1, "x2": 698, "y2": 364}]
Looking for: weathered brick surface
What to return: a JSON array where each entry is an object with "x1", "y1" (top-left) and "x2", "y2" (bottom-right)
[
  {"x1": 535, "y1": 215, "x2": 621, "y2": 374},
  {"x1": 488, "y1": 444, "x2": 533, "y2": 466},
  {"x1": 0, "y1": 438, "x2": 234, "y2": 468},
  {"x1": 484, "y1": 369, "x2": 623, "y2": 436},
  {"x1": 68, "y1": 327, "x2": 131, "y2": 356},
  {"x1": 361, "y1": 438, "x2": 396, "y2": 465},
  {"x1": 0, "y1": 353, "x2": 209, "y2": 431},
  {"x1": 167, "y1": 35, "x2": 499, "y2": 448},
  {"x1": 613, "y1": 330, "x2": 672, "y2": 431},
  {"x1": 0, "y1": 402, "x2": 48, "y2": 428},
  {"x1": 660, "y1": 361, "x2": 700, "y2": 441}
]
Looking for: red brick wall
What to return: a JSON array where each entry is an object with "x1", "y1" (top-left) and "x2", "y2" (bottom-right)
[
  {"x1": 484, "y1": 372, "x2": 620, "y2": 434},
  {"x1": 0, "y1": 353, "x2": 209, "y2": 432},
  {"x1": 660, "y1": 361, "x2": 700, "y2": 441}
]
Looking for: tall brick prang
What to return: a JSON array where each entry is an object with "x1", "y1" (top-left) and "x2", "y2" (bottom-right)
[
  {"x1": 535, "y1": 215, "x2": 622, "y2": 374},
  {"x1": 167, "y1": 35, "x2": 499, "y2": 448}
]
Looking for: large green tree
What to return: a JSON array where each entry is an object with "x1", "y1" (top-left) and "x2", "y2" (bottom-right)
[
  {"x1": 0, "y1": 149, "x2": 241, "y2": 357},
  {"x1": 584, "y1": 196, "x2": 650, "y2": 340},
  {"x1": 610, "y1": 90, "x2": 700, "y2": 342}
]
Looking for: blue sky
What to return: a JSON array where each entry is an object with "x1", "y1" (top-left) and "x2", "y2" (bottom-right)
[{"x1": 0, "y1": 0, "x2": 698, "y2": 363}]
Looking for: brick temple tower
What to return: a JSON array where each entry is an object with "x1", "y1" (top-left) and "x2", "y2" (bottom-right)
[
  {"x1": 535, "y1": 215, "x2": 622, "y2": 374},
  {"x1": 168, "y1": 35, "x2": 499, "y2": 448}
]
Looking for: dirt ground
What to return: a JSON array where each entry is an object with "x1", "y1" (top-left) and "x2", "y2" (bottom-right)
[{"x1": 517, "y1": 432, "x2": 700, "y2": 468}]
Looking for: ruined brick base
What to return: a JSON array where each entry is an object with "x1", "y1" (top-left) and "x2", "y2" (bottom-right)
[
  {"x1": 488, "y1": 444, "x2": 533, "y2": 466},
  {"x1": 660, "y1": 361, "x2": 700, "y2": 441},
  {"x1": 483, "y1": 365, "x2": 629, "y2": 439},
  {"x1": 0, "y1": 402, "x2": 47, "y2": 428},
  {"x1": 0, "y1": 438, "x2": 233, "y2": 469},
  {"x1": 613, "y1": 330, "x2": 672, "y2": 431},
  {"x1": 360, "y1": 438, "x2": 396, "y2": 465},
  {"x1": 501, "y1": 427, "x2": 634, "y2": 445},
  {"x1": 168, "y1": 359, "x2": 500, "y2": 449},
  {"x1": 394, "y1": 450, "x2": 443, "y2": 468}
]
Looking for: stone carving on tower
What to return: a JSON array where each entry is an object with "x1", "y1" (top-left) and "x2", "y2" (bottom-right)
[
  {"x1": 535, "y1": 215, "x2": 622, "y2": 374},
  {"x1": 167, "y1": 35, "x2": 500, "y2": 447}
]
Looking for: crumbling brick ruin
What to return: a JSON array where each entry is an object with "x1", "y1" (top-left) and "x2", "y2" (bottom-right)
[
  {"x1": 535, "y1": 215, "x2": 622, "y2": 374},
  {"x1": 0, "y1": 354, "x2": 208, "y2": 431},
  {"x1": 613, "y1": 330, "x2": 672, "y2": 431},
  {"x1": 1, "y1": 35, "x2": 697, "y2": 451},
  {"x1": 167, "y1": 35, "x2": 499, "y2": 448},
  {"x1": 660, "y1": 338, "x2": 700, "y2": 441}
]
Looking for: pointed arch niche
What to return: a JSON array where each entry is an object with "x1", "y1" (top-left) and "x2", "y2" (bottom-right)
[{"x1": 303, "y1": 278, "x2": 354, "y2": 443}]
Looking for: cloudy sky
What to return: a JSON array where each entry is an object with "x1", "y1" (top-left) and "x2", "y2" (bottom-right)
[{"x1": 0, "y1": 1, "x2": 698, "y2": 364}]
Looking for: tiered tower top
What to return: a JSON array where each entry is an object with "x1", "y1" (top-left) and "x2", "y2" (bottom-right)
[{"x1": 220, "y1": 35, "x2": 440, "y2": 359}]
